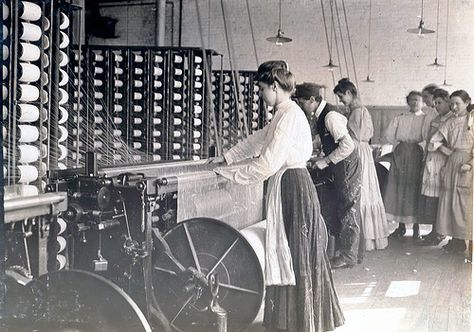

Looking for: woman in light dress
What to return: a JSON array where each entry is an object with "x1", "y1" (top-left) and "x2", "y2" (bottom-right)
[{"x1": 333, "y1": 78, "x2": 389, "y2": 251}]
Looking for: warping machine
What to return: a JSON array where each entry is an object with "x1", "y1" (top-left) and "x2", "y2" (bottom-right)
[{"x1": 1, "y1": 1, "x2": 270, "y2": 331}]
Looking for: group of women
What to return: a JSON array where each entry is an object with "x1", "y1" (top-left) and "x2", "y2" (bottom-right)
[{"x1": 211, "y1": 60, "x2": 472, "y2": 332}]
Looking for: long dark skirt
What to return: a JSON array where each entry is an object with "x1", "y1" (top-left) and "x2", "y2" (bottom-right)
[
  {"x1": 384, "y1": 142, "x2": 423, "y2": 223},
  {"x1": 418, "y1": 195, "x2": 439, "y2": 225},
  {"x1": 263, "y1": 168, "x2": 345, "y2": 332}
]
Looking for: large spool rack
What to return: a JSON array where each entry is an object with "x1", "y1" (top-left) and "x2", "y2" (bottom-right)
[{"x1": 68, "y1": 46, "x2": 217, "y2": 166}]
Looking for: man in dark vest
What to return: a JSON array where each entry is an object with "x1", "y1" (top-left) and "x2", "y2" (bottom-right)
[{"x1": 295, "y1": 82, "x2": 362, "y2": 269}]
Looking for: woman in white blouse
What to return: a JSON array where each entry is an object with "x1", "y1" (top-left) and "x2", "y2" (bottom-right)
[{"x1": 213, "y1": 61, "x2": 344, "y2": 332}]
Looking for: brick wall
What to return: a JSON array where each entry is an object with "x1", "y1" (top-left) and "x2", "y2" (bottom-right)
[{"x1": 92, "y1": 0, "x2": 474, "y2": 106}]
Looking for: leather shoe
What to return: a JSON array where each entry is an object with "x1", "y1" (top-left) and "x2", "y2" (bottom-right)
[
  {"x1": 418, "y1": 234, "x2": 445, "y2": 246},
  {"x1": 330, "y1": 256, "x2": 355, "y2": 269},
  {"x1": 389, "y1": 226, "x2": 406, "y2": 238}
]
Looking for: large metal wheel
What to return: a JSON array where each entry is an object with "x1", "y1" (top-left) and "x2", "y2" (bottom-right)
[
  {"x1": 1, "y1": 269, "x2": 152, "y2": 332},
  {"x1": 153, "y1": 218, "x2": 264, "y2": 332}
]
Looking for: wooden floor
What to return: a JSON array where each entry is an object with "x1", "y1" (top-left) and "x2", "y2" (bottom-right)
[{"x1": 245, "y1": 225, "x2": 472, "y2": 332}]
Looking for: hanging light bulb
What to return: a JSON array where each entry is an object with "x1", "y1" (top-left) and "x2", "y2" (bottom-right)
[
  {"x1": 322, "y1": 59, "x2": 339, "y2": 72},
  {"x1": 266, "y1": 0, "x2": 292, "y2": 45},
  {"x1": 428, "y1": 57, "x2": 444, "y2": 71},
  {"x1": 363, "y1": 0, "x2": 375, "y2": 83},
  {"x1": 428, "y1": 0, "x2": 443, "y2": 70},
  {"x1": 407, "y1": 0, "x2": 435, "y2": 36}
]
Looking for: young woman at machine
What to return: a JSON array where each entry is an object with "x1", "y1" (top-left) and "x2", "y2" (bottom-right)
[
  {"x1": 333, "y1": 78, "x2": 389, "y2": 251},
  {"x1": 212, "y1": 61, "x2": 344, "y2": 332}
]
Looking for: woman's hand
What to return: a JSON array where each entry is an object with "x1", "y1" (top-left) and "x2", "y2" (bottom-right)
[
  {"x1": 460, "y1": 164, "x2": 472, "y2": 172},
  {"x1": 207, "y1": 156, "x2": 226, "y2": 164}
]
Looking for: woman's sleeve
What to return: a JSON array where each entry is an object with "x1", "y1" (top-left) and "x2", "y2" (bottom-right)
[
  {"x1": 223, "y1": 125, "x2": 269, "y2": 165},
  {"x1": 382, "y1": 115, "x2": 400, "y2": 145},
  {"x1": 216, "y1": 112, "x2": 297, "y2": 185}
]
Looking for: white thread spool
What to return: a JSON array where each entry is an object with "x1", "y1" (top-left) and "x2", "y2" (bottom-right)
[
  {"x1": 59, "y1": 51, "x2": 68, "y2": 67},
  {"x1": 154, "y1": 92, "x2": 162, "y2": 100},
  {"x1": 2, "y1": 65, "x2": 6, "y2": 81},
  {"x1": 133, "y1": 129, "x2": 142, "y2": 137},
  {"x1": 133, "y1": 142, "x2": 142, "y2": 149},
  {"x1": 153, "y1": 155, "x2": 161, "y2": 161},
  {"x1": 60, "y1": 13, "x2": 70, "y2": 29},
  {"x1": 94, "y1": 91, "x2": 103, "y2": 99},
  {"x1": 3, "y1": 45, "x2": 9, "y2": 60},
  {"x1": 41, "y1": 72, "x2": 49, "y2": 85},
  {"x1": 154, "y1": 67, "x2": 163, "y2": 76},
  {"x1": 193, "y1": 131, "x2": 201, "y2": 138},
  {"x1": 114, "y1": 80, "x2": 123, "y2": 87},
  {"x1": 3, "y1": 2, "x2": 9, "y2": 20},
  {"x1": 172, "y1": 155, "x2": 181, "y2": 160},
  {"x1": 57, "y1": 218, "x2": 67, "y2": 235},
  {"x1": 152, "y1": 130, "x2": 161, "y2": 137},
  {"x1": 195, "y1": 81, "x2": 202, "y2": 88},
  {"x1": 133, "y1": 92, "x2": 142, "y2": 100},
  {"x1": 94, "y1": 141, "x2": 103, "y2": 149},
  {"x1": 56, "y1": 254, "x2": 66, "y2": 270},
  {"x1": 3, "y1": 24, "x2": 8, "y2": 39},
  {"x1": 173, "y1": 143, "x2": 181, "y2": 150},
  {"x1": 42, "y1": 35, "x2": 50, "y2": 50},
  {"x1": 133, "y1": 105, "x2": 142, "y2": 112},
  {"x1": 174, "y1": 68, "x2": 182, "y2": 75},
  {"x1": 252, "y1": 121, "x2": 258, "y2": 129},
  {"x1": 42, "y1": 16, "x2": 50, "y2": 31},
  {"x1": 134, "y1": 67, "x2": 143, "y2": 75},
  {"x1": 193, "y1": 118, "x2": 202, "y2": 126},
  {"x1": 173, "y1": 118, "x2": 182, "y2": 125},
  {"x1": 153, "y1": 118, "x2": 161, "y2": 125},
  {"x1": 114, "y1": 92, "x2": 123, "y2": 99},
  {"x1": 18, "y1": 84, "x2": 39, "y2": 102},
  {"x1": 195, "y1": 68, "x2": 203, "y2": 76},
  {"x1": 112, "y1": 142, "x2": 122, "y2": 149},
  {"x1": 114, "y1": 104, "x2": 122, "y2": 112},
  {"x1": 194, "y1": 105, "x2": 202, "y2": 114},
  {"x1": 192, "y1": 143, "x2": 201, "y2": 150},
  {"x1": 94, "y1": 116, "x2": 103, "y2": 124},
  {"x1": 114, "y1": 54, "x2": 123, "y2": 62},
  {"x1": 194, "y1": 56, "x2": 203, "y2": 63},
  {"x1": 2, "y1": 105, "x2": 7, "y2": 120},
  {"x1": 154, "y1": 55, "x2": 163, "y2": 63},
  {"x1": 39, "y1": 126, "x2": 47, "y2": 141},
  {"x1": 16, "y1": 165, "x2": 38, "y2": 183},
  {"x1": 154, "y1": 105, "x2": 162, "y2": 113},
  {"x1": 58, "y1": 125, "x2": 68, "y2": 142},
  {"x1": 57, "y1": 162, "x2": 66, "y2": 170},
  {"x1": 113, "y1": 117, "x2": 122, "y2": 124},
  {"x1": 42, "y1": 53, "x2": 49, "y2": 68},
  {"x1": 94, "y1": 53, "x2": 104, "y2": 62},
  {"x1": 94, "y1": 129, "x2": 103, "y2": 136},
  {"x1": 2, "y1": 84, "x2": 7, "y2": 100},
  {"x1": 134, "y1": 54, "x2": 144, "y2": 63},
  {"x1": 59, "y1": 88, "x2": 68, "y2": 105},
  {"x1": 173, "y1": 106, "x2": 182, "y2": 113},
  {"x1": 56, "y1": 236, "x2": 67, "y2": 253},
  {"x1": 174, "y1": 55, "x2": 183, "y2": 63},
  {"x1": 58, "y1": 144, "x2": 67, "y2": 161},
  {"x1": 173, "y1": 93, "x2": 182, "y2": 101},
  {"x1": 19, "y1": 1, "x2": 42, "y2": 21},
  {"x1": 58, "y1": 106, "x2": 68, "y2": 124},
  {"x1": 19, "y1": 63, "x2": 40, "y2": 83},
  {"x1": 134, "y1": 80, "x2": 143, "y2": 88},
  {"x1": 133, "y1": 155, "x2": 141, "y2": 161},
  {"x1": 154, "y1": 81, "x2": 162, "y2": 88},
  {"x1": 94, "y1": 104, "x2": 103, "y2": 111},
  {"x1": 38, "y1": 161, "x2": 47, "y2": 177},
  {"x1": 3, "y1": 126, "x2": 7, "y2": 140},
  {"x1": 40, "y1": 144, "x2": 47, "y2": 158},
  {"x1": 94, "y1": 79, "x2": 103, "y2": 86},
  {"x1": 174, "y1": 80, "x2": 182, "y2": 88},
  {"x1": 94, "y1": 67, "x2": 104, "y2": 75},
  {"x1": 153, "y1": 143, "x2": 161, "y2": 150},
  {"x1": 59, "y1": 69, "x2": 68, "y2": 86},
  {"x1": 173, "y1": 130, "x2": 181, "y2": 137},
  {"x1": 114, "y1": 67, "x2": 124, "y2": 75},
  {"x1": 194, "y1": 94, "x2": 202, "y2": 101},
  {"x1": 18, "y1": 144, "x2": 39, "y2": 163},
  {"x1": 20, "y1": 22, "x2": 42, "y2": 42},
  {"x1": 133, "y1": 118, "x2": 142, "y2": 125}
]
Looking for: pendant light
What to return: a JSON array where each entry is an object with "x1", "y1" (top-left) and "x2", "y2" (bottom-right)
[
  {"x1": 407, "y1": 0, "x2": 435, "y2": 37},
  {"x1": 427, "y1": 0, "x2": 443, "y2": 69},
  {"x1": 441, "y1": 0, "x2": 451, "y2": 86},
  {"x1": 363, "y1": 0, "x2": 375, "y2": 82},
  {"x1": 320, "y1": 0, "x2": 339, "y2": 71},
  {"x1": 266, "y1": 0, "x2": 292, "y2": 46}
]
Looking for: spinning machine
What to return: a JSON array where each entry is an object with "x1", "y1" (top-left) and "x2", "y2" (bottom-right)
[{"x1": 2, "y1": 1, "x2": 270, "y2": 331}]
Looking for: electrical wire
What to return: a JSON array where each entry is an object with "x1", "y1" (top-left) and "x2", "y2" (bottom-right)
[
  {"x1": 341, "y1": 0, "x2": 359, "y2": 87},
  {"x1": 334, "y1": 0, "x2": 350, "y2": 78},
  {"x1": 245, "y1": 0, "x2": 259, "y2": 66}
]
